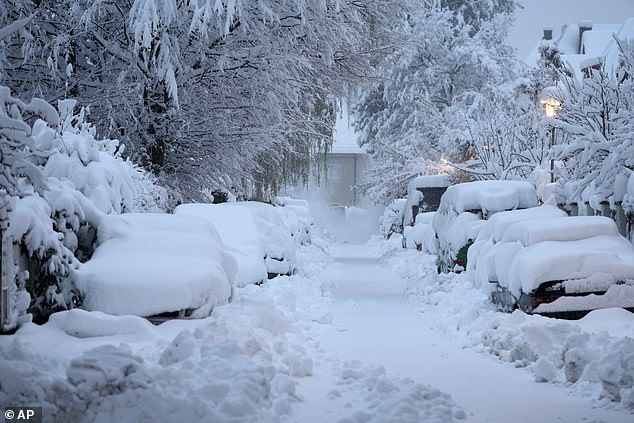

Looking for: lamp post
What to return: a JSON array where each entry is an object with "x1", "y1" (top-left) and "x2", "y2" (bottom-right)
[{"x1": 540, "y1": 96, "x2": 560, "y2": 183}]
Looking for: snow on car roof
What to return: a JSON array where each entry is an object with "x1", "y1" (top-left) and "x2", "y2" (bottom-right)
[
  {"x1": 479, "y1": 205, "x2": 568, "y2": 243},
  {"x1": 438, "y1": 180, "x2": 537, "y2": 215},
  {"x1": 501, "y1": 215, "x2": 619, "y2": 247},
  {"x1": 407, "y1": 174, "x2": 451, "y2": 191}
]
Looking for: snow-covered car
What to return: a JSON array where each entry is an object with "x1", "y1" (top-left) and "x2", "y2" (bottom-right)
[
  {"x1": 402, "y1": 175, "x2": 451, "y2": 227},
  {"x1": 402, "y1": 175, "x2": 450, "y2": 250},
  {"x1": 75, "y1": 213, "x2": 236, "y2": 319},
  {"x1": 403, "y1": 212, "x2": 437, "y2": 253},
  {"x1": 432, "y1": 180, "x2": 538, "y2": 273},
  {"x1": 474, "y1": 214, "x2": 634, "y2": 318},
  {"x1": 238, "y1": 201, "x2": 297, "y2": 278},
  {"x1": 274, "y1": 196, "x2": 313, "y2": 245},
  {"x1": 328, "y1": 203, "x2": 346, "y2": 220},
  {"x1": 174, "y1": 203, "x2": 268, "y2": 287}
]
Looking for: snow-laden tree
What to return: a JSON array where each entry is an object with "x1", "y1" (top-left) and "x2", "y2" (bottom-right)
[
  {"x1": 353, "y1": 2, "x2": 520, "y2": 203},
  {"x1": 1, "y1": 0, "x2": 399, "y2": 205},
  {"x1": 551, "y1": 38, "x2": 634, "y2": 207},
  {"x1": 447, "y1": 86, "x2": 549, "y2": 180},
  {"x1": 0, "y1": 86, "x2": 78, "y2": 329}
]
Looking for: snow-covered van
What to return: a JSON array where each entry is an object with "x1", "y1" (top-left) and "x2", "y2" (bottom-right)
[
  {"x1": 432, "y1": 180, "x2": 538, "y2": 273},
  {"x1": 402, "y1": 175, "x2": 451, "y2": 250},
  {"x1": 477, "y1": 215, "x2": 634, "y2": 318}
]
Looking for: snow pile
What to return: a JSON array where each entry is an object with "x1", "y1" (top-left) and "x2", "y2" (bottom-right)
[
  {"x1": 403, "y1": 212, "x2": 437, "y2": 253},
  {"x1": 384, "y1": 239, "x2": 634, "y2": 412},
  {"x1": 332, "y1": 361, "x2": 466, "y2": 423},
  {"x1": 75, "y1": 213, "x2": 236, "y2": 316},
  {"x1": 174, "y1": 203, "x2": 268, "y2": 286},
  {"x1": 471, "y1": 308, "x2": 634, "y2": 411},
  {"x1": 0, "y1": 241, "x2": 336, "y2": 421}
]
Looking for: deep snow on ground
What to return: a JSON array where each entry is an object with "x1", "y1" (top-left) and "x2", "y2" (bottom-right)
[{"x1": 1, "y1": 234, "x2": 633, "y2": 422}]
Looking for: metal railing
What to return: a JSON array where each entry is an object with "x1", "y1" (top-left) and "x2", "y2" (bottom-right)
[{"x1": 559, "y1": 201, "x2": 633, "y2": 241}]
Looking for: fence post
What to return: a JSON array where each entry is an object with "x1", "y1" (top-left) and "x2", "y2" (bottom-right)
[
  {"x1": 600, "y1": 201, "x2": 611, "y2": 218},
  {"x1": 1, "y1": 231, "x2": 14, "y2": 332},
  {"x1": 615, "y1": 202, "x2": 627, "y2": 237}
]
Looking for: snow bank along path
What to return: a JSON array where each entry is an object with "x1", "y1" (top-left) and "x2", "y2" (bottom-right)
[{"x1": 290, "y1": 243, "x2": 633, "y2": 423}]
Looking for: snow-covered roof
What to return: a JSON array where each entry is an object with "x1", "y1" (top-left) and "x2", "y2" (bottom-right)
[
  {"x1": 556, "y1": 24, "x2": 581, "y2": 54},
  {"x1": 561, "y1": 53, "x2": 601, "y2": 80},
  {"x1": 526, "y1": 18, "x2": 634, "y2": 79},
  {"x1": 331, "y1": 104, "x2": 365, "y2": 155},
  {"x1": 581, "y1": 26, "x2": 620, "y2": 56}
]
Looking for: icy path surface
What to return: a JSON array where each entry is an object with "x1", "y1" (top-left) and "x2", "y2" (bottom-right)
[{"x1": 289, "y1": 243, "x2": 632, "y2": 423}]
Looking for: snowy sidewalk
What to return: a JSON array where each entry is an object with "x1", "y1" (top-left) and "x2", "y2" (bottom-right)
[{"x1": 289, "y1": 243, "x2": 633, "y2": 423}]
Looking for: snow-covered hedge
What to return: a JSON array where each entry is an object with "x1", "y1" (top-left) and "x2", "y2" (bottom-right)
[{"x1": 1, "y1": 87, "x2": 167, "y2": 331}]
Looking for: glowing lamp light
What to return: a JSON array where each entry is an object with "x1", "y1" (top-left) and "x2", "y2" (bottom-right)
[{"x1": 540, "y1": 98, "x2": 561, "y2": 118}]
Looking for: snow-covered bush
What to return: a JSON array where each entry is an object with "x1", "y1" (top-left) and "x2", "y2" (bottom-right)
[
  {"x1": 1, "y1": 87, "x2": 167, "y2": 330},
  {"x1": 379, "y1": 199, "x2": 407, "y2": 239},
  {"x1": 0, "y1": 86, "x2": 79, "y2": 330}
]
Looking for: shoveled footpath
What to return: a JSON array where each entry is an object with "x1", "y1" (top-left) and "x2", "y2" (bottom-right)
[{"x1": 288, "y1": 243, "x2": 632, "y2": 423}]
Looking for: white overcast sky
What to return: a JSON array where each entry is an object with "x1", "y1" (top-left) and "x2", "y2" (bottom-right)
[{"x1": 507, "y1": 0, "x2": 634, "y2": 59}]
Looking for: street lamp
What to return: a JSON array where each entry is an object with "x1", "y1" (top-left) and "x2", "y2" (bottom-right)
[{"x1": 540, "y1": 95, "x2": 561, "y2": 183}]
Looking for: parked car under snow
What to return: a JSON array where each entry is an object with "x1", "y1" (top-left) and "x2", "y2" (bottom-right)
[
  {"x1": 274, "y1": 196, "x2": 313, "y2": 245},
  {"x1": 472, "y1": 212, "x2": 634, "y2": 318},
  {"x1": 174, "y1": 203, "x2": 268, "y2": 287},
  {"x1": 402, "y1": 175, "x2": 451, "y2": 251},
  {"x1": 237, "y1": 201, "x2": 297, "y2": 278},
  {"x1": 75, "y1": 213, "x2": 236, "y2": 319},
  {"x1": 403, "y1": 212, "x2": 436, "y2": 253},
  {"x1": 432, "y1": 180, "x2": 538, "y2": 273}
]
